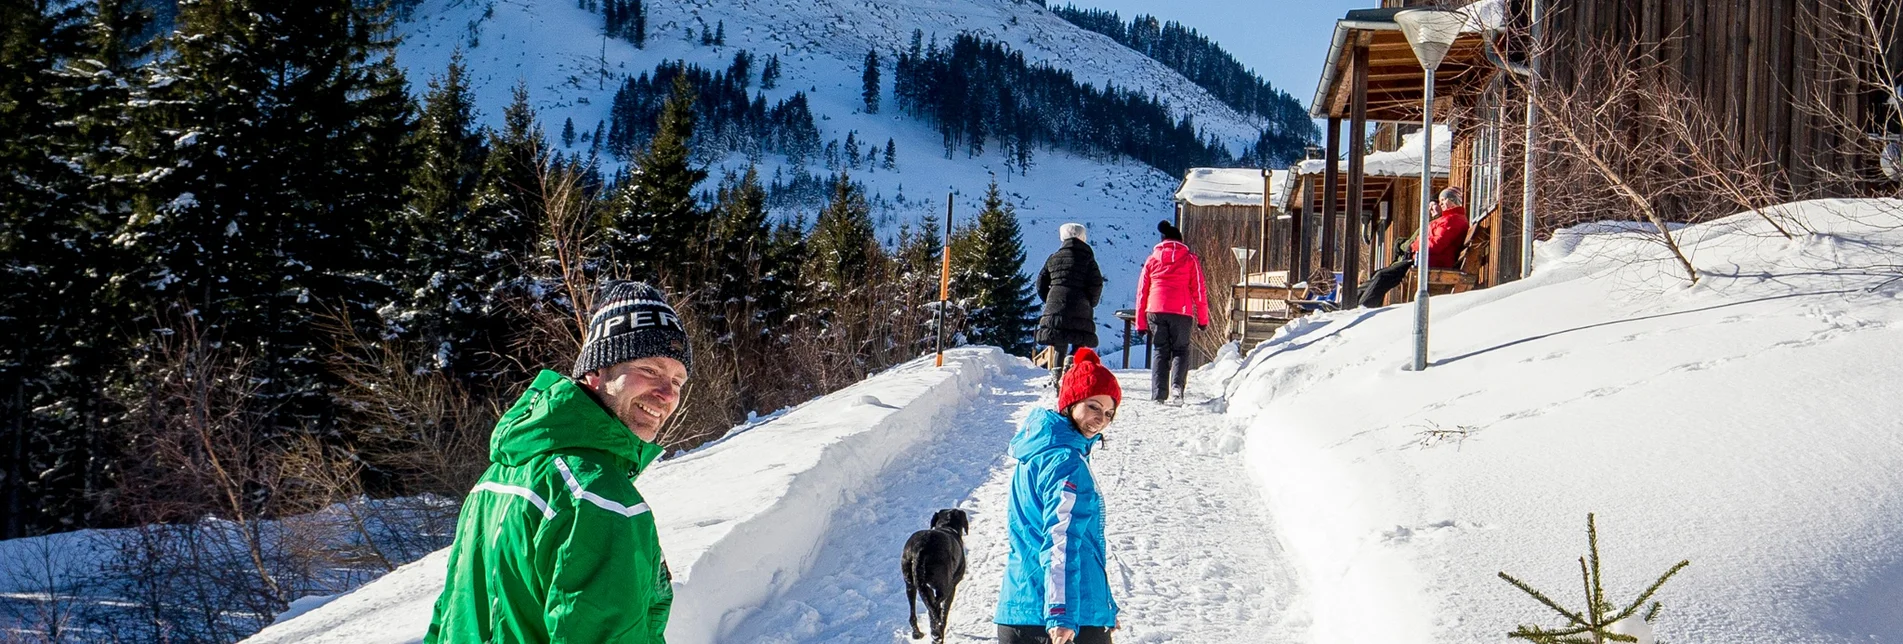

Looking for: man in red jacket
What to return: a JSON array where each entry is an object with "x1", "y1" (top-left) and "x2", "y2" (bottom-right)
[
  {"x1": 1135, "y1": 220, "x2": 1209, "y2": 402},
  {"x1": 1355, "y1": 187, "x2": 1470, "y2": 309}
]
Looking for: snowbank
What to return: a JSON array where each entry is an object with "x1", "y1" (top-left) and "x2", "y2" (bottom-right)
[
  {"x1": 243, "y1": 347, "x2": 1014, "y2": 644},
  {"x1": 1219, "y1": 199, "x2": 1903, "y2": 642}
]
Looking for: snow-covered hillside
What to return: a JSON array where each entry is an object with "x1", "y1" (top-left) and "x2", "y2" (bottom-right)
[
  {"x1": 1218, "y1": 199, "x2": 1903, "y2": 641},
  {"x1": 393, "y1": 0, "x2": 1264, "y2": 337}
]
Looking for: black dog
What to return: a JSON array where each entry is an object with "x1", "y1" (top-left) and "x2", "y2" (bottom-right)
[{"x1": 902, "y1": 508, "x2": 969, "y2": 642}]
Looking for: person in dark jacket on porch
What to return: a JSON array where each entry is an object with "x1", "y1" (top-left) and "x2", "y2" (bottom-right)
[
  {"x1": 1356, "y1": 186, "x2": 1470, "y2": 309},
  {"x1": 1036, "y1": 223, "x2": 1106, "y2": 386}
]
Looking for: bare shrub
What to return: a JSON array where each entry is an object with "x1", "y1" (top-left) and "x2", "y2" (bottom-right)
[
  {"x1": 1516, "y1": 39, "x2": 1813, "y2": 284},
  {"x1": 0, "y1": 535, "x2": 93, "y2": 642},
  {"x1": 1796, "y1": 0, "x2": 1903, "y2": 199}
]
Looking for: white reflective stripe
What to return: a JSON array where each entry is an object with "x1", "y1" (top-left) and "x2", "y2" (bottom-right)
[
  {"x1": 554, "y1": 458, "x2": 652, "y2": 518},
  {"x1": 1045, "y1": 488, "x2": 1077, "y2": 608},
  {"x1": 472, "y1": 482, "x2": 556, "y2": 519}
]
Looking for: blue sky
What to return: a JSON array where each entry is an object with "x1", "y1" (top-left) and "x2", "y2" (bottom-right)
[{"x1": 1061, "y1": 0, "x2": 1367, "y2": 111}]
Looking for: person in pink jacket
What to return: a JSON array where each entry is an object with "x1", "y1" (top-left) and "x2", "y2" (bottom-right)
[{"x1": 1134, "y1": 221, "x2": 1209, "y2": 402}]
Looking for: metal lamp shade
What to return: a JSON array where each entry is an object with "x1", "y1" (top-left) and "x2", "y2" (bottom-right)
[{"x1": 1395, "y1": 9, "x2": 1468, "y2": 71}]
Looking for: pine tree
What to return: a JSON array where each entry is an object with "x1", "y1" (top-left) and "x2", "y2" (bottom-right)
[
  {"x1": 562, "y1": 117, "x2": 577, "y2": 147},
  {"x1": 805, "y1": 174, "x2": 880, "y2": 292},
  {"x1": 396, "y1": 56, "x2": 536, "y2": 385},
  {"x1": 714, "y1": 20, "x2": 724, "y2": 46},
  {"x1": 895, "y1": 214, "x2": 951, "y2": 355},
  {"x1": 801, "y1": 173, "x2": 889, "y2": 380},
  {"x1": 408, "y1": 53, "x2": 486, "y2": 228},
  {"x1": 0, "y1": 0, "x2": 148, "y2": 536},
  {"x1": 862, "y1": 48, "x2": 881, "y2": 114},
  {"x1": 730, "y1": 50, "x2": 752, "y2": 90},
  {"x1": 605, "y1": 74, "x2": 707, "y2": 286},
  {"x1": 121, "y1": 0, "x2": 415, "y2": 435},
  {"x1": 846, "y1": 130, "x2": 861, "y2": 168},
  {"x1": 631, "y1": 0, "x2": 645, "y2": 48},
  {"x1": 761, "y1": 54, "x2": 780, "y2": 89},
  {"x1": 473, "y1": 83, "x2": 551, "y2": 260},
  {"x1": 950, "y1": 182, "x2": 1036, "y2": 355},
  {"x1": 884, "y1": 138, "x2": 898, "y2": 170}
]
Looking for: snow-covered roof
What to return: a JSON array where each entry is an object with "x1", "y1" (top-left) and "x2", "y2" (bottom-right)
[
  {"x1": 1295, "y1": 124, "x2": 1451, "y2": 178},
  {"x1": 1175, "y1": 167, "x2": 1271, "y2": 208}
]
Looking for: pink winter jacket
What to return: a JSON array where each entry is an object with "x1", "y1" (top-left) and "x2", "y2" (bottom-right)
[{"x1": 1134, "y1": 240, "x2": 1210, "y2": 332}]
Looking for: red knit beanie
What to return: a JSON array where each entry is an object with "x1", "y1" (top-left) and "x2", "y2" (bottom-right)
[{"x1": 1057, "y1": 347, "x2": 1122, "y2": 412}]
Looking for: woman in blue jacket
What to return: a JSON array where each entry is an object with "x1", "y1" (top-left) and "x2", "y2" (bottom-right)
[{"x1": 995, "y1": 347, "x2": 1121, "y2": 644}]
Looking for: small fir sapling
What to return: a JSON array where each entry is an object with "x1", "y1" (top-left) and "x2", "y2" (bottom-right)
[{"x1": 1497, "y1": 513, "x2": 1689, "y2": 644}]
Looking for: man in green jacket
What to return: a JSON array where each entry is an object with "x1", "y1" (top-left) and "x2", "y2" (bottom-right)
[{"x1": 426, "y1": 281, "x2": 692, "y2": 643}]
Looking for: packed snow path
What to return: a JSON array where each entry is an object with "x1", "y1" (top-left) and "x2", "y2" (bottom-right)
[{"x1": 726, "y1": 365, "x2": 1305, "y2": 643}]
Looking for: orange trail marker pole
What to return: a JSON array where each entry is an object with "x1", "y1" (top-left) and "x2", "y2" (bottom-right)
[{"x1": 936, "y1": 192, "x2": 953, "y2": 367}]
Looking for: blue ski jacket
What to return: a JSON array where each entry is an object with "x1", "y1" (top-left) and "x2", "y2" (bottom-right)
[{"x1": 994, "y1": 408, "x2": 1118, "y2": 631}]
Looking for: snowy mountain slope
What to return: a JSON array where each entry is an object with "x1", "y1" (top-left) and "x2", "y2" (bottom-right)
[
  {"x1": 1217, "y1": 199, "x2": 1903, "y2": 642},
  {"x1": 241, "y1": 348, "x2": 1014, "y2": 644},
  {"x1": 397, "y1": 0, "x2": 1263, "y2": 154},
  {"x1": 393, "y1": 0, "x2": 1262, "y2": 339}
]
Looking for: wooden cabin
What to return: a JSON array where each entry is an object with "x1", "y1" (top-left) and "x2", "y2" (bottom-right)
[
  {"x1": 1172, "y1": 168, "x2": 1292, "y2": 361},
  {"x1": 1292, "y1": 2, "x2": 1509, "y2": 313},
  {"x1": 1306, "y1": 0, "x2": 1903, "y2": 305}
]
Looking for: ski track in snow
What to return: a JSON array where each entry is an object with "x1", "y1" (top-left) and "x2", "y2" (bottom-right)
[{"x1": 727, "y1": 365, "x2": 1304, "y2": 643}]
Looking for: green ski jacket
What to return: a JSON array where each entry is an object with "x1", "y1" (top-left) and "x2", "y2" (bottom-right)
[{"x1": 425, "y1": 370, "x2": 672, "y2": 644}]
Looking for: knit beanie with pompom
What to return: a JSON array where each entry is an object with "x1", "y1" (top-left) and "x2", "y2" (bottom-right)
[{"x1": 1057, "y1": 347, "x2": 1121, "y2": 413}]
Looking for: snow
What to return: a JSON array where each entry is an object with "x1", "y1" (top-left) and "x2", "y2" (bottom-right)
[
  {"x1": 245, "y1": 348, "x2": 1306, "y2": 643},
  {"x1": 1174, "y1": 167, "x2": 1292, "y2": 209},
  {"x1": 1217, "y1": 198, "x2": 1903, "y2": 642},
  {"x1": 724, "y1": 365, "x2": 1302, "y2": 643},
  {"x1": 390, "y1": 0, "x2": 1268, "y2": 350},
  {"x1": 242, "y1": 347, "x2": 1018, "y2": 644},
  {"x1": 1297, "y1": 123, "x2": 1451, "y2": 178}
]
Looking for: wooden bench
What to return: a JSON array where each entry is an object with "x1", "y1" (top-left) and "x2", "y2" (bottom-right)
[
  {"x1": 1401, "y1": 207, "x2": 1493, "y2": 298},
  {"x1": 1231, "y1": 271, "x2": 1334, "y2": 345}
]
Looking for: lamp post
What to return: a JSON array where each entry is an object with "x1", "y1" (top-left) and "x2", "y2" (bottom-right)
[{"x1": 1394, "y1": 8, "x2": 1467, "y2": 372}]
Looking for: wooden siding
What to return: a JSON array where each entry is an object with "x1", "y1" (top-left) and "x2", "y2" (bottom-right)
[{"x1": 1540, "y1": 0, "x2": 1886, "y2": 194}]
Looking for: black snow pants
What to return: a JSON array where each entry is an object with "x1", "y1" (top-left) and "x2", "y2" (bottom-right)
[
  {"x1": 997, "y1": 624, "x2": 1114, "y2": 644},
  {"x1": 1146, "y1": 312, "x2": 1193, "y2": 401},
  {"x1": 1357, "y1": 258, "x2": 1414, "y2": 309}
]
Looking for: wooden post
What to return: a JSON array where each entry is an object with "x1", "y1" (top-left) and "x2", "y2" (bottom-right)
[
  {"x1": 1322, "y1": 117, "x2": 1341, "y2": 273},
  {"x1": 1259, "y1": 171, "x2": 1272, "y2": 274},
  {"x1": 1121, "y1": 316, "x2": 1133, "y2": 369},
  {"x1": 1287, "y1": 200, "x2": 1304, "y2": 277},
  {"x1": 935, "y1": 192, "x2": 952, "y2": 367},
  {"x1": 1344, "y1": 37, "x2": 1370, "y2": 307}
]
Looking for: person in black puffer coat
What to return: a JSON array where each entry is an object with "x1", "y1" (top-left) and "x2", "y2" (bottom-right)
[{"x1": 1036, "y1": 223, "x2": 1105, "y2": 385}]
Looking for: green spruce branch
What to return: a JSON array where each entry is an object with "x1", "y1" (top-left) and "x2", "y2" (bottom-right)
[{"x1": 1498, "y1": 513, "x2": 1690, "y2": 644}]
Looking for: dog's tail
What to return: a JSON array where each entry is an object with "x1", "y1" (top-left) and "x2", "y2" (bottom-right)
[{"x1": 903, "y1": 549, "x2": 923, "y2": 639}]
